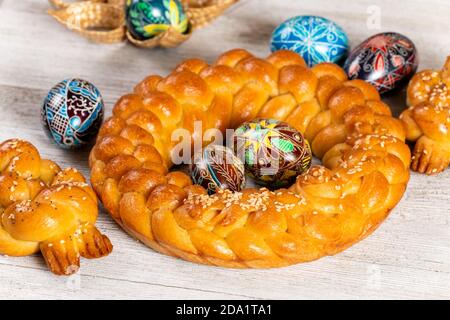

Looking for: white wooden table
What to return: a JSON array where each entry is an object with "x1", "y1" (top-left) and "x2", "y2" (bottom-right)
[{"x1": 0, "y1": 0, "x2": 449, "y2": 300}]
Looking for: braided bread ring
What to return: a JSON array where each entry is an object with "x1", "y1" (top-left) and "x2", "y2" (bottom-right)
[
  {"x1": 400, "y1": 56, "x2": 450, "y2": 174},
  {"x1": 90, "y1": 49, "x2": 411, "y2": 268},
  {"x1": 0, "y1": 139, "x2": 112, "y2": 275}
]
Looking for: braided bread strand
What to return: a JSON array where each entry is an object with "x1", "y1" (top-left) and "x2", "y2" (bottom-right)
[
  {"x1": 90, "y1": 49, "x2": 410, "y2": 268},
  {"x1": 400, "y1": 56, "x2": 450, "y2": 174},
  {"x1": 0, "y1": 139, "x2": 112, "y2": 275}
]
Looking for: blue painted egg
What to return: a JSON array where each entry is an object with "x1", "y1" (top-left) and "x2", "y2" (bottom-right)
[
  {"x1": 126, "y1": 0, "x2": 188, "y2": 40},
  {"x1": 42, "y1": 79, "x2": 104, "y2": 149},
  {"x1": 270, "y1": 16, "x2": 349, "y2": 67},
  {"x1": 344, "y1": 32, "x2": 418, "y2": 94}
]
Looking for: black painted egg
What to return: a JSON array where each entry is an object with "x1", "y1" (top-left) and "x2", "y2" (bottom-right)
[
  {"x1": 233, "y1": 119, "x2": 312, "y2": 188},
  {"x1": 344, "y1": 32, "x2": 418, "y2": 94},
  {"x1": 190, "y1": 144, "x2": 245, "y2": 195}
]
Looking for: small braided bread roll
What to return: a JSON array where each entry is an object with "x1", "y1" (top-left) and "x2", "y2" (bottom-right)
[
  {"x1": 0, "y1": 139, "x2": 112, "y2": 275},
  {"x1": 90, "y1": 49, "x2": 411, "y2": 268},
  {"x1": 400, "y1": 56, "x2": 450, "y2": 174}
]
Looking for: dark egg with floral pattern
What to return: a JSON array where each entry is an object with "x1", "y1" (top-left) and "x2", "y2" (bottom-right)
[
  {"x1": 190, "y1": 144, "x2": 245, "y2": 195},
  {"x1": 344, "y1": 32, "x2": 418, "y2": 94},
  {"x1": 41, "y1": 78, "x2": 104, "y2": 149},
  {"x1": 233, "y1": 119, "x2": 312, "y2": 188}
]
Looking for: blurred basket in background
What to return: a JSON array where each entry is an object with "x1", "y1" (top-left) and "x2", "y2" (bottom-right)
[{"x1": 48, "y1": 0, "x2": 239, "y2": 48}]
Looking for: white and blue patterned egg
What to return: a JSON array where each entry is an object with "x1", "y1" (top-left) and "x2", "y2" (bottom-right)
[
  {"x1": 270, "y1": 15, "x2": 349, "y2": 67},
  {"x1": 42, "y1": 79, "x2": 104, "y2": 149}
]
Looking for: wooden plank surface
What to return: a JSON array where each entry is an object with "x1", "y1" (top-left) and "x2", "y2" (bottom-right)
[{"x1": 0, "y1": 0, "x2": 449, "y2": 300}]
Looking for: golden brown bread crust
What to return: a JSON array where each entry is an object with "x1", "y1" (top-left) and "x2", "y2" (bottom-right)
[
  {"x1": 90, "y1": 49, "x2": 411, "y2": 268},
  {"x1": 0, "y1": 139, "x2": 112, "y2": 275},
  {"x1": 400, "y1": 56, "x2": 450, "y2": 174}
]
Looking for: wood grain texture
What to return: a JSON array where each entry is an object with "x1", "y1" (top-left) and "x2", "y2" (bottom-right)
[{"x1": 0, "y1": 0, "x2": 449, "y2": 300}]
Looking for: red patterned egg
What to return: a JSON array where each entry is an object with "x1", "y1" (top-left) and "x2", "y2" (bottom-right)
[{"x1": 344, "y1": 32, "x2": 418, "y2": 94}]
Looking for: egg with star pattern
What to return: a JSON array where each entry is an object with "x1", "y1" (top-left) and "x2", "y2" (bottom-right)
[
  {"x1": 233, "y1": 119, "x2": 312, "y2": 188},
  {"x1": 270, "y1": 15, "x2": 349, "y2": 67}
]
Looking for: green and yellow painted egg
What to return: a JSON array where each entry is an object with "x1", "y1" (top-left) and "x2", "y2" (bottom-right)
[
  {"x1": 126, "y1": 0, "x2": 188, "y2": 40},
  {"x1": 233, "y1": 119, "x2": 312, "y2": 188}
]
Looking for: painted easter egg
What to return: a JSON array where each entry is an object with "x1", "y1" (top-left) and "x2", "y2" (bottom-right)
[
  {"x1": 42, "y1": 79, "x2": 104, "y2": 149},
  {"x1": 190, "y1": 144, "x2": 246, "y2": 195},
  {"x1": 344, "y1": 32, "x2": 418, "y2": 94},
  {"x1": 270, "y1": 15, "x2": 349, "y2": 67},
  {"x1": 126, "y1": 0, "x2": 188, "y2": 40},
  {"x1": 233, "y1": 119, "x2": 312, "y2": 188}
]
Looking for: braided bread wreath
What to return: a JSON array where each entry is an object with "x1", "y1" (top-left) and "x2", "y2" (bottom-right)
[
  {"x1": 0, "y1": 139, "x2": 112, "y2": 275},
  {"x1": 90, "y1": 49, "x2": 414, "y2": 268}
]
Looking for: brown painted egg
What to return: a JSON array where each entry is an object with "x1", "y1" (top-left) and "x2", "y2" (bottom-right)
[
  {"x1": 233, "y1": 119, "x2": 312, "y2": 188},
  {"x1": 190, "y1": 144, "x2": 245, "y2": 195},
  {"x1": 344, "y1": 32, "x2": 418, "y2": 94}
]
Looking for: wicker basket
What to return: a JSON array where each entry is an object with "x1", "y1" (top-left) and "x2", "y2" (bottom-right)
[{"x1": 48, "y1": 0, "x2": 238, "y2": 48}]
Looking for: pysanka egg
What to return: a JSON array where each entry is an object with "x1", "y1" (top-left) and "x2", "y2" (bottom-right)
[
  {"x1": 126, "y1": 0, "x2": 188, "y2": 40},
  {"x1": 42, "y1": 79, "x2": 104, "y2": 149},
  {"x1": 344, "y1": 32, "x2": 418, "y2": 94},
  {"x1": 190, "y1": 144, "x2": 246, "y2": 195},
  {"x1": 270, "y1": 15, "x2": 349, "y2": 67},
  {"x1": 233, "y1": 119, "x2": 312, "y2": 188}
]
